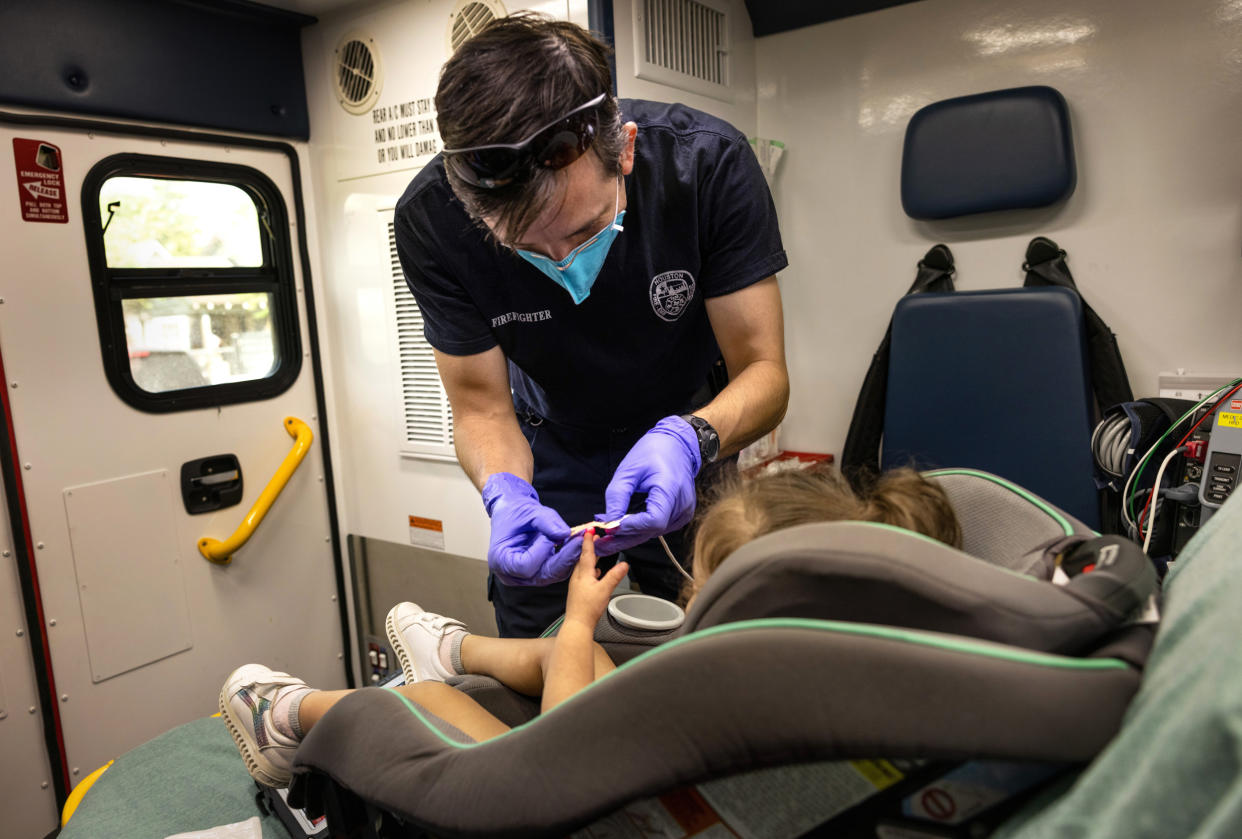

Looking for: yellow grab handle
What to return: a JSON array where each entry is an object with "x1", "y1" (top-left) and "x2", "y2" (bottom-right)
[{"x1": 199, "y1": 416, "x2": 314, "y2": 565}]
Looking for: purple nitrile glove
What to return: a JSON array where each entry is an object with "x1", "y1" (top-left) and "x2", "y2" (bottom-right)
[
  {"x1": 595, "y1": 416, "x2": 701, "y2": 558},
  {"x1": 482, "y1": 472, "x2": 580, "y2": 586}
]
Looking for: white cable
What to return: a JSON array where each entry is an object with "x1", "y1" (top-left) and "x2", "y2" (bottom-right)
[
  {"x1": 1142, "y1": 446, "x2": 1185, "y2": 555},
  {"x1": 657, "y1": 534, "x2": 695, "y2": 582}
]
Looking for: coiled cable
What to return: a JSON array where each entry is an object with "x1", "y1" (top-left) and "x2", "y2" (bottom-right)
[{"x1": 1091, "y1": 412, "x2": 1131, "y2": 479}]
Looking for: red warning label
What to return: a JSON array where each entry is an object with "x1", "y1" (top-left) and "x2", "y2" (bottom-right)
[{"x1": 12, "y1": 138, "x2": 68, "y2": 223}]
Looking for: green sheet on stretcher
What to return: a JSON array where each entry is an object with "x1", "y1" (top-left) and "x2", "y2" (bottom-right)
[
  {"x1": 59, "y1": 715, "x2": 288, "y2": 839},
  {"x1": 997, "y1": 493, "x2": 1242, "y2": 839}
]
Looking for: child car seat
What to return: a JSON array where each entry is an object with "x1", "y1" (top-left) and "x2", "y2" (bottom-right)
[{"x1": 287, "y1": 470, "x2": 1158, "y2": 838}]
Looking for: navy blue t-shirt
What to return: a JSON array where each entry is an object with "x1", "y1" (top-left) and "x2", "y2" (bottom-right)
[{"x1": 394, "y1": 100, "x2": 787, "y2": 429}]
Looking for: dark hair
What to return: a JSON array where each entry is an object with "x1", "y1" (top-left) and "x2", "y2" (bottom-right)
[
  {"x1": 435, "y1": 12, "x2": 627, "y2": 241},
  {"x1": 683, "y1": 467, "x2": 962, "y2": 602}
]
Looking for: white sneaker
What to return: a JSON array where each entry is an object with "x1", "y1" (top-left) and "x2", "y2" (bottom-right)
[
  {"x1": 385, "y1": 602, "x2": 465, "y2": 684},
  {"x1": 219, "y1": 663, "x2": 306, "y2": 788}
]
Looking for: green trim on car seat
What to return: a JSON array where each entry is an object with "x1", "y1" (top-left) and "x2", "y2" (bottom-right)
[
  {"x1": 924, "y1": 468, "x2": 1077, "y2": 536},
  {"x1": 389, "y1": 617, "x2": 1129, "y2": 749},
  {"x1": 540, "y1": 615, "x2": 564, "y2": 638}
]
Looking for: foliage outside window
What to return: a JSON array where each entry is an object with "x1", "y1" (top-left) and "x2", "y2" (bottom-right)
[{"x1": 84, "y1": 156, "x2": 301, "y2": 412}]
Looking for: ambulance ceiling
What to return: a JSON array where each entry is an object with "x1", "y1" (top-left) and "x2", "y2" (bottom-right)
[
  {"x1": 742, "y1": 0, "x2": 924, "y2": 36},
  {"x1": 253, "y1": 0, "x2": 928, "y2": 37}
]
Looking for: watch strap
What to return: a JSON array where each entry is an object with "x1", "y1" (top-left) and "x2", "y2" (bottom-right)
[{"x1": 679, "y1": 414, "x2": 720, "y2": 465}]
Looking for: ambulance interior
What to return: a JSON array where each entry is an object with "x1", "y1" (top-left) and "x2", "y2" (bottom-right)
[{"x1": 1, "y1": 0, "x2": 1241, "y2": 837}]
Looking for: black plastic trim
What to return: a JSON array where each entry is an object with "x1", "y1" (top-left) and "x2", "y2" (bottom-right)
[
  {"x1": 588, "y1": 0, "x2": 617, "y2": 94},
  {"x1": 81, "y1": 153, "x2": 302, "y2": 414},
  {"x1": 0, "y1": 363, "x2": 70, "y2": 808},
  {"x1": 0, "y1": 109, "x2": 355, "y2": 698}
]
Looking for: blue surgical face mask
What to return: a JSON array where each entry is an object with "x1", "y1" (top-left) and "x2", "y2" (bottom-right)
[{"x1": 516, "y1": 180, "x2": 624, "y2": 304}]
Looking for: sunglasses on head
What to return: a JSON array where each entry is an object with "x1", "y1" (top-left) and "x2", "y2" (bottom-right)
[{"x1": 443, "y1": 93, "x2": 608, "y2": 189}]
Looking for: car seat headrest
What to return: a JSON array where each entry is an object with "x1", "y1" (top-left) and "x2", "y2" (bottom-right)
[
  {"x1": 928, "y1": 468, "x2": 1096, "y2": 575},
  {"x1": 682, "y1": 520, "x2": 1157, "y2": 657}
]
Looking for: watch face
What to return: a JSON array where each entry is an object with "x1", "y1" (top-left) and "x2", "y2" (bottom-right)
[
  {"x1": 703, "y1": 433, "x2": 720, "y2": 462},
  {"x1": 682, "y1": 415, "x2": 719, "y2": 463}
]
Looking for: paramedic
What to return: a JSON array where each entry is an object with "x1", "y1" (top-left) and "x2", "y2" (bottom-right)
[{"x1": 394, "y1": 13, "x2": 788, "y2": 637}]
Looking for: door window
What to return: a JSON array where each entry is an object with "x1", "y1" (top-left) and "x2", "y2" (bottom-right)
[{"x1": 84, "y1": 155, "x2": 301, "y2": 411}]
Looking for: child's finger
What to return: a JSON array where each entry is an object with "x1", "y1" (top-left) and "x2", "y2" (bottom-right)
[
  {"x1": 574, "y1": 529, "x2": 597, "y2": 579},
  {"x1": 579, "y1": 528, "x2": 597, "y2": 566}
]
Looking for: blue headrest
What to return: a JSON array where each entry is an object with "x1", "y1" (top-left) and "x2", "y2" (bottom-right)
[{"x1": 901, "y1": 86, "x2": 1076, "y2": 220}]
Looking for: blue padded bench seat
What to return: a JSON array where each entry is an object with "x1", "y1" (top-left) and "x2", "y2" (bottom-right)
[{"x1": 881, "y1": 285, "x2": 1099, "y2": 528}]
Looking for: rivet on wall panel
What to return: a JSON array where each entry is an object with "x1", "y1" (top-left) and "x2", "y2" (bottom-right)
[
  {"x1": 28, "y1": 706, "x2": 36, "y2": 714},
  {"x1": 16, "y1": 629, "x2": 23, "y2": 637},
  {"x1": 60, "y1": 694, "x2": 68, "y2": 702},
  {"x1": 41, "y1": 782, "x2": 48, "y2": 789},
  {"x1": 49, "y1": 619, "x2": 56, "y2": 626}
]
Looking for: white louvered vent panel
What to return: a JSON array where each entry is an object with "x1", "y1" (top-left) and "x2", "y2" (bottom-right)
[
  {"x1": 333, "y1": 32, "x2": 383, "y2": 115},
  {"x1": 388, "y1": 220, "x2": 455, "y2": 460},
  {"x1": 633, "y1": 0, "x2": 731, "y2": 102},
  {"x1": 447, "y1": 0, "x2": 506, "y2": 54}
]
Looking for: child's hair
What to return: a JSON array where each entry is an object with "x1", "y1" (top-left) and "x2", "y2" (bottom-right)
[{"x1": 684, "y1": 466, "x2": 961, "y2": 602}]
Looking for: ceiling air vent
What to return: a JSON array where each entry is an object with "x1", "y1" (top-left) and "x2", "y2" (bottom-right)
[
  {"x1": 334, "y1": 33, "x2": 383, "y2": 115},
  {"x1": 448, "y1": 0, "x2": 506, "y2": 53},
  {"x1": 633, "y1": 0, "x2": 731, "y2": 102}
]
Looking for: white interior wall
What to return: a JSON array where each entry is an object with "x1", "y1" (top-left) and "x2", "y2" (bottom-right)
[
  {"x1": 756, "y1": 0, "x2": 1242, "y2": 455},
  {"x1": 303, "y1": 1, "x2": 588, "y2": 558}
]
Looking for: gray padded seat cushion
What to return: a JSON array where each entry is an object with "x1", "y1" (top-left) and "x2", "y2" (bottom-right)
[
  {"x1": 930, "y1": 470, "x2": 1095, "y2": 575},
  {"x1": 292, "y1": 621, "x2": 1140, "y2": 838},
  {"x1": 682, "y1": 521, "x2": 1124, "y2": 655}
]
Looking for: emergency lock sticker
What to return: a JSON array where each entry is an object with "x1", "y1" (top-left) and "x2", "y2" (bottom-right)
[{"x1": 12, "y1": 139, "x2": 68, "y2": 223}]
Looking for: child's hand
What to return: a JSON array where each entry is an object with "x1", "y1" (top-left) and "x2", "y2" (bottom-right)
[{"x1": 565, "y1": 530, "x2": 628, "y2": 630}]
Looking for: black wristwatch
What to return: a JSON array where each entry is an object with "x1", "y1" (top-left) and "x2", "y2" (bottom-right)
[{"x1": 680, "y1": 414, "x2": 720, "y2": 466}]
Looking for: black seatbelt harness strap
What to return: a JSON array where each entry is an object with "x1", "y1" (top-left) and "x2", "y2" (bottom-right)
[
  {"x1": 841, "y1": 243, "x2": 955, "y2": 488},
  {"x1": 842, "y1": 237, "x2": 1133, "y2": 494},
  {"x1": 1022, "y1": 236, "x2": 1133, "y2": 412}
]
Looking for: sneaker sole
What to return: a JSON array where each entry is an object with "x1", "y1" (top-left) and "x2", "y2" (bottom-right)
[
  {"x1": 385, "y1": 607, "x2": 420, "y2": 684},
  {"x1": 218, "y1": 669, "x2": 291, "y2": 789}
]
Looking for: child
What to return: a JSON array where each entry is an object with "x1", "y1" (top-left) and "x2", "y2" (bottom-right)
[{"x1": 221, "y1": 466, "x2": 960, "y2": 788}]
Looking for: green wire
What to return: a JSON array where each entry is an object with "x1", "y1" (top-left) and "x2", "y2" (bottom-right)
[{"x1": 1126, "y1": 378, "x2": 1242, "y2": 527}]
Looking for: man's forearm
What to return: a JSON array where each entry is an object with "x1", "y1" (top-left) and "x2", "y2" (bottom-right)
[
  {"x1": 694, "y1": 358, "x2": 789, "y2": 459},
  {"x1": 454, "y1": 410, "x2": 535, "y2": 491}
]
